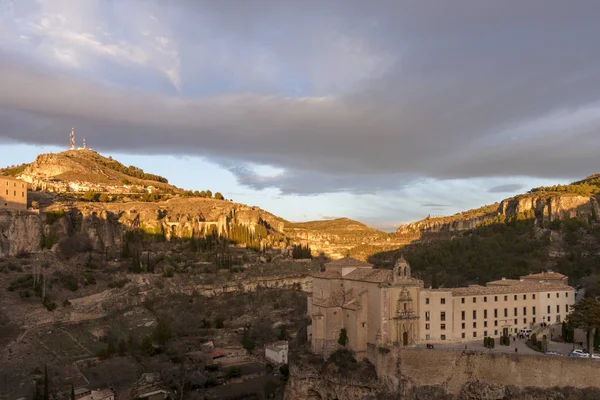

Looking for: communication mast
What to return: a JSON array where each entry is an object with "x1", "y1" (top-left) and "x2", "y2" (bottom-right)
[
  {"x1": 82, "y1": 136, "x2": 87, "y2": 149},
  {"x1": 70, "y1": 128, "x2": 75, "y2": 150}
]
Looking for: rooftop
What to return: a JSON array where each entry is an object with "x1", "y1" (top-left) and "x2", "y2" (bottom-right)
[
  {"x1": 325, "y1": 256, "x2": 373, "y2": 268},
  {"x1": 343, "y1": 268, "x2": 393, "y2": 283},
  {"x1": 450, "y1": 282, "x2": 573, "y2": 296},
  {"x1": 521, "y1": 271, "x2": 567, "y2": 280}
]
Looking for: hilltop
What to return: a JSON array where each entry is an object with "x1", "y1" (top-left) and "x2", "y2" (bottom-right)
[{"x1": 1, "y1": 150, "x2": 181, "y2": 195}]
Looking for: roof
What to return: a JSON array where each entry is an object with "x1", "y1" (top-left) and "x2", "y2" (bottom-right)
[
  {"x1": 325, "y1": 256, "x2": 373, "y2": 268},
  {"x1": 486, "y1": 279, "x2": 523, "y2": 286},
  {"x1": 75, "y1": 388, "x2": 91, "y2": 396},
  {"x1": 312, "y1": 270, "x2": 342, "y2": 279},
  {"x1": 0, "y1": 175, "x2": 24, "y2": 182},
  {"x1": 343, "y1": 268, "x2": 393, "y2": 283},
  {"x1": 312, "y1": 288, "x2": 346, "y2": 307},
  {"x1": 82, "y1": 389, "x2": 114, "y2": 400},
  {"x1": 450, "y1": 282, "x2": 573, "y2": 297},
  {"x1": 521, "y1": 271, "x2": 566, "y2": 280}
]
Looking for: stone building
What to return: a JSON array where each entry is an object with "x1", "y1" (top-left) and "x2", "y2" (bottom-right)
[
  {"x1": 308, "y1": 257, "x2": 575, "y2": 358},
  {"x1": 0, "y1": 176, "x2": 27, "y2": 210},
  {"x1": 265, "y1": 340, "x2": 289, "y2": 365}
]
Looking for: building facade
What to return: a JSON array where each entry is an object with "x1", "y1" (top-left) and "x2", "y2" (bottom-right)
[
  {"x1": 265, "y1": 340, "x2": 289, "y2": 365},
  {"x1": 0, "y1": 176, "x2": 27, "y2": 210},
  {"x1": 308, "y1": 257, "x2": 574, "y2": 358}
]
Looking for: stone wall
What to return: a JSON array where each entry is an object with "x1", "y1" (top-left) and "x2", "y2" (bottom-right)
[{"x1": 0, "y1": 209, "x2": 42, "y2": 257}]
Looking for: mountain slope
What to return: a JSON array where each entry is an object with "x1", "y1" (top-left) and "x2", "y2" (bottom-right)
[{"x1": 1, "y1": 150, "x2": 180, "y2": 194}]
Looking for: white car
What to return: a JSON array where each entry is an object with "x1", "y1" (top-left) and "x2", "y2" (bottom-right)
[
  {"x1": 592, "y1": 354, "x2": 600, "y2": 360},
  {"x1": 570, "y1": 350, "x2": 589, "y2": 358},
  {"x1": 544, "y1": 351, "x2": 563, "y2": 357}
]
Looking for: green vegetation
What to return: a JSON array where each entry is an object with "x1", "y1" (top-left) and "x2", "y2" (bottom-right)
[
  {"x1": 0, "y1": 163, "x2": 28, "y2": 177},
  {"x1": 566, "y1": 298, "x2": 600, "y2": 355},
  {"x1": 45, "y1": 210, "x2": 65, "y2": 225},
  {"x1": 94, "y1": 157, "x2": 169, "y2": 183},
  {"x1": 292, "y1": 244, "x2": 312, "y2": 259}
]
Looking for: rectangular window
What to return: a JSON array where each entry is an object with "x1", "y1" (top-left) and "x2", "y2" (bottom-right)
[
  {"x1": 461, "y1": 298, "x2": 465, "y2": 304},
  {"x1": 441, "y1": 298, "x2": 446, "y2": 304},
  {"x1": 426, "y1": 323, "x2": 430, "y2": 330},
  {"x1": 426, "y1": 311, "x2": 430, "y2": 321},
  {"x1": 441, "y1": 312, "x2": 446, "y2": 322},
  {"x1": 494, "y1": 309, "x2": 498, "y2": 318},
  {"x1": 484, "y1": 330, "x2": 488, "y2": 337},
  {"x1": 565, "y1": 292, "x2": 568, "y2": 298},
  {"x1": 533, "y1": 294, "x2": 536, "y2": 300},
  {"x1": 533, "y1": 306, "x2": 536, "y2": 315},
  {"x1": 556, "y1": 315, "x2": 560, "y2": 322},
  {"x1": 426, "y1": 334, "x2": 430, "y2": 340},
  {"x1": 461, "y1": 311, "x2": 465, "y2": 321},
  {"x1": 484, "y1": 321, "x2": 488, "y2": 328},
  {"x1": 556, "y1": 305, "x2": 560, "y2": 313},
  {"x1": 473, "y1": 322, "x2": 477, "y2": 328},
  {"x1": 566, "y1": 304, "x2": 569, "y2": 313},
  {"x1": 556, "y1": 293, "x2": 559, "y2": 298},
  {"x1": 523, "y1": 294, "x2": 527, "y2": 300},
  {"x1": 514, "y1": 295, "x2": 517, "y2": 301},
  {"x1": 441, "y1": 335, "x2": 446, "y2": 340},
  {"x1": 473, "y1": 310, "x2": 477, "y2": 319},
  {"x1": 547, "y1": 293, "x2": 550, "y2": 298},
  {"x1": 514, "y1": 318, "x2": 518, "y2": 325},
  {"x1": 504, "y1": 308, "x2": 508, "y2": 317},
  {"x1": 462, "y1": 322, "x2": 465, "y2": 329},
  {"x1": 494, "y1": 296, "x2": 498, "y2": 302},
  {"x1": 547, "y1": 305, "x2": 551, "y2": 313},
  {"x1": 494, "y1": 329, "x2": 498, "y2": 336},
  {"x1": 441, "y1": 324, "x2": 446, "y2": 330},
  {"x1": 484, "y1": 296, "x2": 487, "y2": 303},
  {"x1": 21, "y1": 192, "x2": 24, "y2": 197},
  {"x1": 425, "y1": 298, "x2": 430, "y2": 305},
  {"x1": 473, "y1": 297, "x2": 476, "y2": 303},
  {"x1": 523, "y1": 307, "x2": 527, "y2": 316},
  {"x1": 532, "y1": 317, "x2": 536, "y2": 324},
  {"x1": 461, "y1": 333, "x2": 465, "y2": 339},
  {"x1": 473, "y1": 332, "x2": 477, "y2": 338},
  {"x1": 484, "y1": 310, "x2": 488, "y2": 319},
  {"x1": 13, "y1": 191, "x2": 16, "y2": 196},
  {"x1": 504, "y1": 295, "x2": 508, "y2": 301},
  {"x1": 524, "y1": 318, "x2": 527, "y2": 324},
  {"x1": 514, "y1": 307, "x2": 518, "y2": 316},
  {"x1": 494, "y1": 320, "x2": 498, "y2": 327}
]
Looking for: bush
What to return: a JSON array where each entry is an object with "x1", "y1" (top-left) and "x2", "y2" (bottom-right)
[
  {"x1": 214, "y1": 317, "x2": 224, "y2": 329},
  {"x1": 63, "y1": 299, "x2": 71, "y2": 307},
  {"x1": 227, "y1": 367, "x2": 242, "y2": 379},
  {"x1": 338, "y1": 328, "x2": 348, "y2": 346},
  {"x1": 43, "y1": 297, "x2": 57, "y2": 312}
]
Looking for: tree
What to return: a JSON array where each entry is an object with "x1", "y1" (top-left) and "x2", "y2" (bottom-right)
[
  {"x1": 154, "y1": 319, "x2": 173, "y2": 345},
  {"x1": 43, "y1": 365, "x2": 49, "y2": 400},
  {"x1": 214, "y1": 192, "x2": 224, "y2": 200},
  {"x1": 205, "y1": 190, "x2": 212, "y2": 198},
  {"x1": 242, "y1": 329, "x2": 255, "y2": 351},
  {"x1": 70, "y1": 385, "x2": 75, "y2": 400},
  {"x1": 338, "y1": 328, "x2": 348, "y2": 347},
  {"x1": 106, "y1": 338, "x2": 116, "y2": 357},
  {"x1": 566, "y1": 298, "x2": 600, "y2": 357},
  {"x1": 227, "y1": 366, "x2": 242, "y2": 379},
  {"x1": 118, "y1": 338, "x2": 127, "y2": 356},
  {"x1": 141, "y1": 335, "x2": 154, "y2": 356}
]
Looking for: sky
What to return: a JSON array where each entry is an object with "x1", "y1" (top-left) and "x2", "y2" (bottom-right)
[{"x1": 1, "y1": 1, "x2": 599, "y2": 231}]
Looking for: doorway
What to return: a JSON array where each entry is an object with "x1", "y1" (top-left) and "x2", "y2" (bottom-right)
[{"x1": 403, "y1": 331, "x2": 409, "y2": 346}]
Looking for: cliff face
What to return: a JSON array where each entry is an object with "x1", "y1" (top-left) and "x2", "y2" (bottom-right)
[
  {"x1": 398, "y1": 194, "x2": 600, "y2": 236},
  {"x1": 0, "y1": 210, "x2": 42, "y2": 257},
  {"x1": 286, "y1": 348, "x2": 600, "y2": 400},
  {"x1": 43, "y1": 197, "x2": 286, "y2": 253}
]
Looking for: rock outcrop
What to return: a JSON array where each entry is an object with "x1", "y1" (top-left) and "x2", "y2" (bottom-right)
[
  {"x1": 286, "y1": 348, "x2": 600, "y2": 400},
  {"x1": 398, "y1": 194, "x2": 600, "y2": 236},
  {"x1": 0, "y1": 210, "x2": 42, "y2": 257}
]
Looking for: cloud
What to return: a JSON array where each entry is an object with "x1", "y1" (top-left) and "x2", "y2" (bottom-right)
[
  {"x1": 422, "y1": 203, "x2": 451, "y2": 208},
  {"x1": 487, "y1": 184, "x2": 525, "y2": 193},
  {"x1": 1, "y1": 1, "x2": 600, "y2": 196}
]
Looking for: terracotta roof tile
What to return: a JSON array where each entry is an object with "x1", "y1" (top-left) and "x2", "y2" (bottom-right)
[
  {"x1": 325, "y1": 256, "x2": 373, "y2": 268},
  {"x1": 343, "y1": 268, "x2": 393, "y2": 283},
  {"x1": 451, "y1": 282, "x2": 573, "y2": 296},
  {"x1": 521, "y1": 271, "x2": 566, "y2": 280}
]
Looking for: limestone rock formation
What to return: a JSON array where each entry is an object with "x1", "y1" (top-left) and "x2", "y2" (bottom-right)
[{"x1": 0, "y1": 210, "x2": 42, "y2": 257}]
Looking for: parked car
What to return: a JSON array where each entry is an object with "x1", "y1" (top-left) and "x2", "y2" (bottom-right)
[
  {"x1": 544, "y1": 351, "x2": 563, "y2": 357},
  {"x1": 570, "y1": 350, "x2": 589, "y2": 358},
  {"x1": 591, "y1": 353, "x2": 600, "y2": 360}
]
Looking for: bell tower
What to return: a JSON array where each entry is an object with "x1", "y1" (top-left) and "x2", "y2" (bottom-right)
[{"x1": 393, "y1": 255, "x2": 411, "y2": 283}]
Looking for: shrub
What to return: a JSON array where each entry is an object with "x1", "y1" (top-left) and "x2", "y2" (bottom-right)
[
  {"x1": 43, "y1": 297, "x2": 57, "y2": 312},
  {"x1": 227, "y1": 367, "x2": 242, "y2": 379},
  {"x1": 338, "y1": 328, "x2": 348, "y2": 347},
  {"x1": 214, "y1": 317, "x2": 224, "y2": 329},
  {"x1": 63, "y1": 299, "x2": 71, "y2": 307}
]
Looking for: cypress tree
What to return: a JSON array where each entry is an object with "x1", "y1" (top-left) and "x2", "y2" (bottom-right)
[
  {"x1": 43, "y1": 365, "x2": 49, "y2": 400},
  {"x1": 71, "y1": 385, "x2": 75, "y2": 400}
]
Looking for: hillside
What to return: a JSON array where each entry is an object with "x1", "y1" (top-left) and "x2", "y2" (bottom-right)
[
  {"x1": 285, "y1": 218, "x2": 408, "y2": 260},
  {"x1": 1, "y1": 150, "x2": 181, "y2": 195}
]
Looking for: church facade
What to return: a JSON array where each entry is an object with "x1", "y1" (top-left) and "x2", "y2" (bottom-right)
[{"x1": 307, "y1": 257, "x2": 575, "y2": 359}]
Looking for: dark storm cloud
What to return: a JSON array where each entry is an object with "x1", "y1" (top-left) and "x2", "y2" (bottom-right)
[
  {"x1": 2, "y1": 0, "x2": 600, "y2": 194},
  {"x1": 488, "y1": 184, "x2": 525, "y2": 193}
]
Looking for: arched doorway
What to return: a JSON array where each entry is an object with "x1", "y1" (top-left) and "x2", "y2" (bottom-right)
[{"x1": 403, "y1": 331, "x2": 409, "y2": 346}]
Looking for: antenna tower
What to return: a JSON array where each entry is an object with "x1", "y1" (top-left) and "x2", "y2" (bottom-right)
[
  {"x1": 70, "y1": 128, "x2": 75, "y2": 150},
  {"x1": 83, "y1": 136, "x2": 87, "y2": 149}
]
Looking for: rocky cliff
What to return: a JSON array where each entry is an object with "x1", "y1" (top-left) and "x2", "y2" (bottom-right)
[
  {"x1": 0, "y1": 210, "x2": 42, "y2": 257},
  {"x1": 398, "y1": 194, "x2": 600, "y2": 236},
  {"x1": 286, "y1": 348, "x2": 600, "y2": 400},
  {"x1": 42, "y1": 197, "x2": 286, "y2": 254}
]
